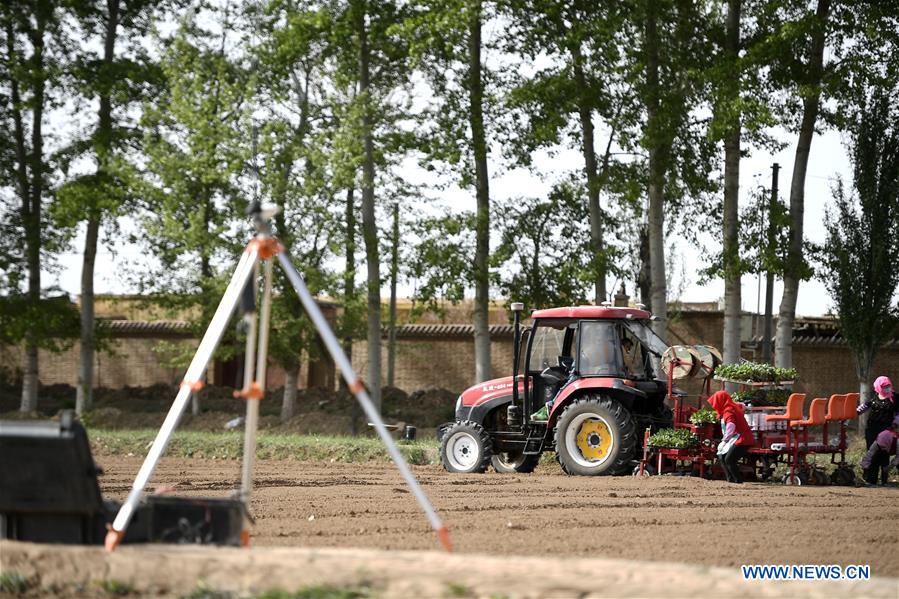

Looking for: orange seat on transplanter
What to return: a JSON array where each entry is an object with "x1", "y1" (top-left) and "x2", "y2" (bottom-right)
[
  {"x1": 794, "y1": 398, "x2": 826, "y2": 427},
  {"x1": 843, "y1": 393, "x2": 860, "y2": 419},
  {"x1": 766, "y1": 393, "x2": 806, "y2": 423},
  {"x1": 825, "y1": 394, "x2": 845, "y2": 421},
  {"x1": 822, "y1": 394, "x2": 845, "y2": 448}
]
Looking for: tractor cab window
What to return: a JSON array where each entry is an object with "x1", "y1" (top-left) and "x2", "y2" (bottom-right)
[
  {"x1": 623, "y1": 320, "x2": 667, "y2": 378},
  {"x1": 620, "y1": 328, "x2": 648, "y2": 379},
  {"x1": 576, "y1": 321, "x2": 619, "y2": 376},
  {"x1": 527, "y1": 319, "x2": 576, "y2": 373}
]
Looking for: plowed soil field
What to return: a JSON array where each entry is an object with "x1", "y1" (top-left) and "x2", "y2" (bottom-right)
[
  {"x1": 4, "y1": 456, "x2": 898, "y2": 598},
  {"x1": 95, "y1": 456, "x2": 899, "y2": 572}
]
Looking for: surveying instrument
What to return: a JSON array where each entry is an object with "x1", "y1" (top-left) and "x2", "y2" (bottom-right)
[{"x1": 105, "y1": 202, "x2": 451, "y2": 552}]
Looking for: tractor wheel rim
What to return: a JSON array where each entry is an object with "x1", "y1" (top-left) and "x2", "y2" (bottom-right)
[
  {"x1": 566, "y1": 412, "x2": 614, "y2": 468},
  {"x1": 447, "y1": 432, "x2": 479, "y2": 470}
]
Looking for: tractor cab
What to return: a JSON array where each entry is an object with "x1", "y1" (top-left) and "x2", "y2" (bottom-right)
[
  {"x1": 440, "y1": 305, "x2": 673, "y2": 476},
  {"x1": 524, "y1": 310, "x2": 669, "y2": 420}
]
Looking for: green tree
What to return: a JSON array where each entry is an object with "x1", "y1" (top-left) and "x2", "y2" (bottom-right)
[
  {"x1": 336, "y1": 0, "x2": 412, "y2": 410},
  {"x1": 55, "y1": 0, "x2": 170, "y2": 415},
  {"x1": 633, "y1": 0, "x2": 716, "y2": 340},
  {"x1": 401, "y1": 0, "x2": 495, "y2": 382},
  {"x1": 1, "y1": 0, "x2": 73, "y2": 411},
  {"x1": 493, "y1": 181, "x2": 594, "y2": 311},
  {"x1": 704, "y1": 0, "x2": 779, "y2": 367},
  {"x1": 500, "y1": 0, "x2": 639, "y2": 305},
  {"x1": 136, "y1": 9, "x2": 250, "y2": 320},
  {"x1": 719, "y1": 0, "x2": 743, "y2": 368},
  {"x1": 405, "y1": 210, "x2": 476, "y2": 315},
  {"x1": 820, "y1": 85, "x2": 899, "y2": 404},
  {"x1": 760, "y1": 0, "x2": 833, "y2": 369},
  {"x1": 249, "y1": 0, "x2": 338, "y2": 420},
  {"x1": 747, "y1": 0, "x2": 899, "y2": 369}
]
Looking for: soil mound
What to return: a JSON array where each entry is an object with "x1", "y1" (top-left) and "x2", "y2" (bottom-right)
[{"x1": 1, "y1": 383, "x2": 457, "y2": 436}]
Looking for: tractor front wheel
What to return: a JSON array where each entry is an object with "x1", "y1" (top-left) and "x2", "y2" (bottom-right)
[
  {"x1": 440, "y1": 421, "x2": 492, "y2": 473},
  {"x1": 554, "y1": 396, "x2": 636, "y2": 476},
  {"x1": 491, "y1": 451, "x2": 539, "y2": 474}
]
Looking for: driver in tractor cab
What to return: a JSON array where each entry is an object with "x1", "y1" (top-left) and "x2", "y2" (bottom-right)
[
  {"x1": 621, "y1": 337, "x2": 639, "y2": 377},
  {"x1": 707, "y1": 390, "x2": 755, "y2": 484}
]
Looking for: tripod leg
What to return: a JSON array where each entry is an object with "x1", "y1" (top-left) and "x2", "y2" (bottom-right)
[
  {"x1": 241, "y1": 261, "x2": 260, "y2": 396},
  {"x1": 276, "y1": 251, "x2": 452, "y2": 552},
  {"x1": 105, "y1": 246, "x2": 260, "y2": 551},
  {"x1": 241, "y1": 258, "x2": 273, "y2": 501}
]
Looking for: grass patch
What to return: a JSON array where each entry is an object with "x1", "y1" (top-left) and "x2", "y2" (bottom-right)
[
  {"x1": 445, "y1": 582, "x2": 471, "y2": 597},
  {"x1": 180, "y1": 583, "x2": 235, "y2": 599},
  {"x1": 89, "y1": 429, "x2": 438, "y2": 465},
  {"x1": 96, "y1": 579, "x2": 136, "y2": 596},
  {"x1": 256, "y1": 585, "x2": 373, "y2": 599},
  {"x1": 0, "y1": 572, "x2": 30, "y2": 595}
]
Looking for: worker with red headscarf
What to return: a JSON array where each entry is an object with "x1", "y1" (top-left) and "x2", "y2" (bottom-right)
[
  {"x1": 707, "y1": 390, "x2": 755, "y2": 484},
  {"x1": 857, "y1": 376, "x2": 899, "y2": 449}
]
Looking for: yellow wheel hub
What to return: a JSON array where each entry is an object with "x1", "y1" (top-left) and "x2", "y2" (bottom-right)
[{"x1": 575, "y1": 418, "x2": 613, "y2": 462}]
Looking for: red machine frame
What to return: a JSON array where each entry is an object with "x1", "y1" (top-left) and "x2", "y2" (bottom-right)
[{"x1": 637, "y1": 358, "x2": 857, "y2": 484}]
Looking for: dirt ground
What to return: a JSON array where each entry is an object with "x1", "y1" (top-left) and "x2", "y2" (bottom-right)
[
  {"x1": 95, "y1": 457, "x2": 899, "y2": 583},
  {"x1": 4, "y1": 540, "x2": 896, "y2": 599}
]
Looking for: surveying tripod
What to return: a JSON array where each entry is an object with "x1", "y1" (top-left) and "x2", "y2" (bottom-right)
[{"x1": 105, "y1": 204, "x2": 451, "y2": 552}]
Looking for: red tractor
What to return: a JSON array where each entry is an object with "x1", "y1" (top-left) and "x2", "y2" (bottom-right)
[{"x1": 439, "y1": 304, "x2": 673, "y2": 475}]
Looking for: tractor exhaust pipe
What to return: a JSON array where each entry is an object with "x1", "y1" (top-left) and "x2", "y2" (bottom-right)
[{"x1": 508, "y1": 302, "x2": 524, "y2": 428}]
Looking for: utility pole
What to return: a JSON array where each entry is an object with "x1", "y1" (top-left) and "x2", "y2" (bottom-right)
[{"x1": 762, "y1": 163, "x2": 779, "y2": 364}]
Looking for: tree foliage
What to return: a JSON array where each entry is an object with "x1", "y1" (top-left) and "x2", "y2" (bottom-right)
[
  {"x1": 493, "y1": 181, "x2": 594, "y2": 312},
  {"x1": 820, "y1": 83, "x2": 899, "y2": 397},
  {"x1": 4, "y1": 0, "x2": 899, "y2": 405}
]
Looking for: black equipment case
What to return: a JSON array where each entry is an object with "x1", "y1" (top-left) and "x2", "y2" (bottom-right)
[{"x1": 0, "y1": 412, "x2": 246, "y2": 546}]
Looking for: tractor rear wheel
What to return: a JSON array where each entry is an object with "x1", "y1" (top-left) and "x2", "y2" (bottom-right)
[
  {"x1": 491, "y1": 451, "x2": 539, "y2": 474},
  {"x1": 554, "y1": 396, "x2": 636, "y2": 476},
  {"x1": 440, "y1": 421, "x2": 492, "y2": 473}
]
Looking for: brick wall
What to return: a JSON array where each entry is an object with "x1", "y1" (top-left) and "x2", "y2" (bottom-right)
[
  {"x1": 350, "y1": 336, "x2": 515, "y2": 394},
  {"x1": 2, "y1": 311, "x2": 896, "y2": 403},
  {"x1": 0, "y1": 338, "x2": 190, "y2": 388},
  {"x1": 792, "y1": 345, "x2": 898, "y2": 399}
]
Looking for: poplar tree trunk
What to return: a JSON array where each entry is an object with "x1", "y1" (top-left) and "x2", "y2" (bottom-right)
[
  {"x1": 281, "y1": 364, "x2": 299, "y2": 422},
  {"x1": 855, "y1": 347, "x2": 873, "y2": 433},
  {"x1": 637, "y1": 225, "x2": 651, "y2": 311},
  {"x1": 20, "y1": 14, "x2": 47, "y2": 413},
  {"x1": 468, "y1": 0, "x2": 492, "y2": 382},
  {"x1": 775, "y1": 0, "x2": 830, "y2": 368},
  {"x1": 644, "y1": 2, "x2": 667, "y2": 341},
  {"x1": 722, "y1": 0, "x2": 742, "y2": 369},
  {"x1": 356, "y1": 0, "x2": 381, "y2": 410},
  {"x1": 571, "y1": 45, "x2": 606, "y2": 305},
  {"x1": 76, "y1": 218, "x2": 100, "y2": 414},
  {"x1": 343, "y1": 185, "x2": 359, "y2": 435},
  {"x1": 342, "y1": 186, "x2": 356, "y2": 372},
  {"x1": 387, "y1": 203, "x2": 399, "y2": 387},
  {"x1": 77, "y1": 0, "x2": 120, "y2": 415}
]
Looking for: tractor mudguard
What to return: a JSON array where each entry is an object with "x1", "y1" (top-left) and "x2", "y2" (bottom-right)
[
  {"x1": 456, "y1": 394, "x2": 512, "y2": 426},
  {"x1": 547, "y1": 378, "x2": 646, "y2": 424}
]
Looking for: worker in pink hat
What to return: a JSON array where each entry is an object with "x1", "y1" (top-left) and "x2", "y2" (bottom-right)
[{"x1": 857, "y1": 376, "x2": 899, "y2": 449}]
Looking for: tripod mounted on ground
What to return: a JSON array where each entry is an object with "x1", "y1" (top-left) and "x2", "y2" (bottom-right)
[{"x1": 105, "y1": 203, "x2": 451, "y2": 552}]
